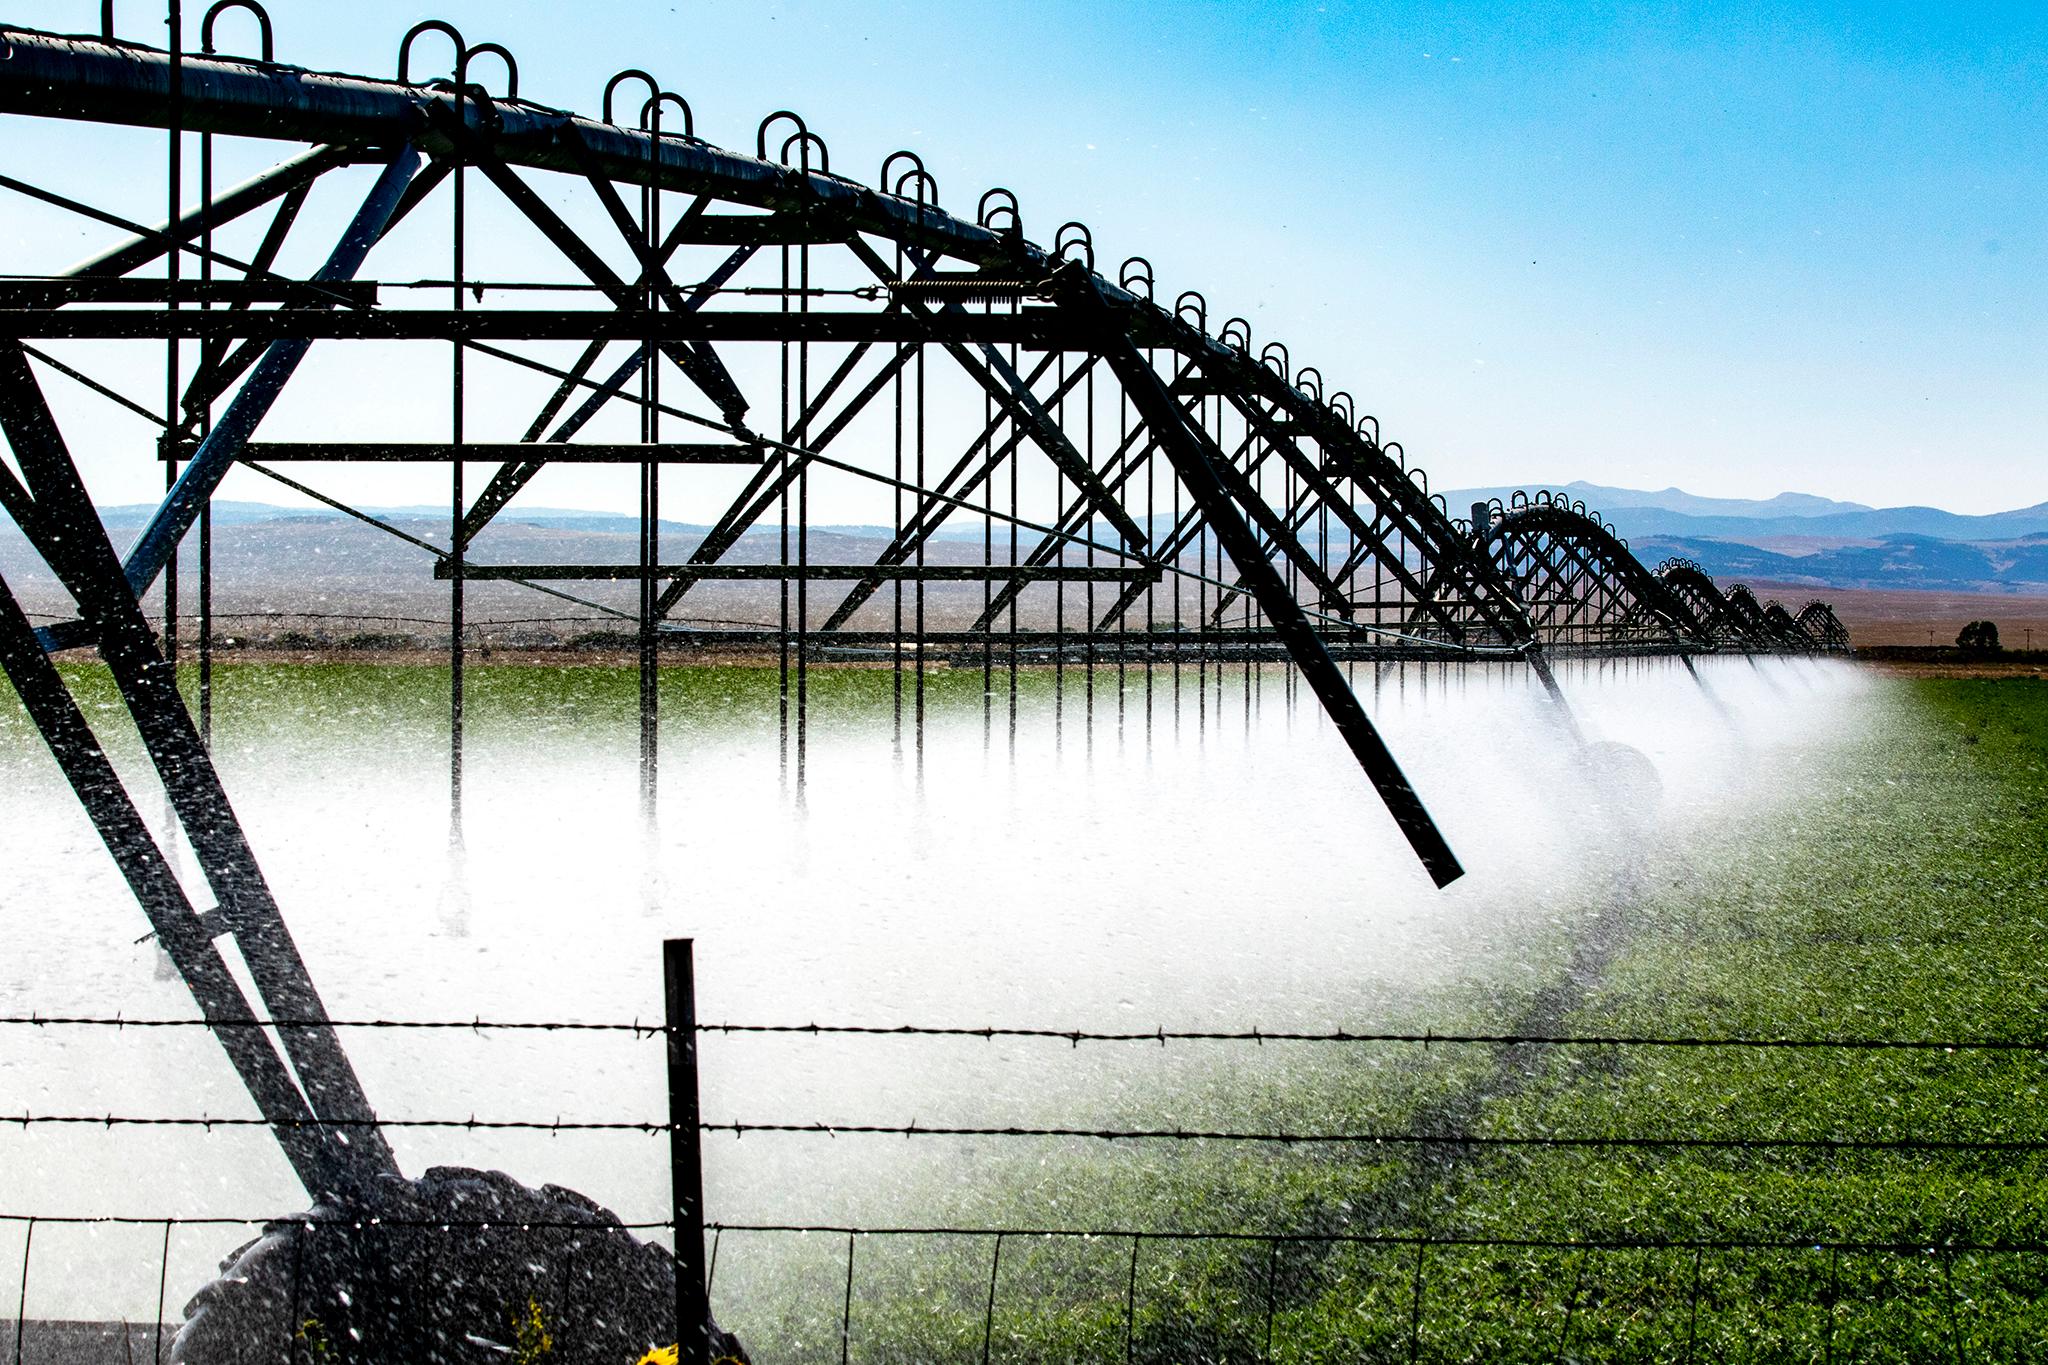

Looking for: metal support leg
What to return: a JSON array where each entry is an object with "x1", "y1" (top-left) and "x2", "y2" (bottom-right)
[
  {"x1": 0, "y1": 340, "x2": 399, "y2": 1199},
  {"x1": 0, "y1": 569, "x2": 345, "y2": 1196},
  {"x1": 1068, "y1": 283, "x2": 1463, "y2": 887}
]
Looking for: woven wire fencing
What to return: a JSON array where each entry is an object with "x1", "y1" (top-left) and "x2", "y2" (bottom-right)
[{"x1": 4, "y1": 1006, "x2": 2046, "y2": 1362}]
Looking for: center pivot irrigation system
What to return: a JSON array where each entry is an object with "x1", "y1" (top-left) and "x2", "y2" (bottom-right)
[{"x1": 0, "y1": 7, "x2": 1848, "y2": 1359}]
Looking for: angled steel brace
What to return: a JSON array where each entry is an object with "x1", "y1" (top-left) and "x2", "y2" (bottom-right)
[
  {"x1": 560, "y1": 130, "x2": 758, "y2": 400},
  {"x1": 1398, "y1": 541, "x2": 1573, "y2": 707},
  {"x1": 460, "y1": 344, "x2": 643, "y2": 547},
  {"x1": 1484, "y1": 510, "x2": 1707, "y2": 648},
  {"x1": 449, "y1": 127, "x2": 748, "y2": 421},
  {"x1": 1293, "y1": 414, "x2": 1529, "y2": 651},
  {"x1": 505, "y1": 201, "x2": 736, "y2": 446},
  {"x1": 1661, "y1": 564, "x2": 1741, "y2": 646},
  {"x1": 1062, "y1": 279, "x2": 1462, "y2": 887},
  {"x1": 375, "y1": 156, "x2": 455, "y2": 243},
  {"x1": 1200, "y1": 414, "x2": 1331, "y2": 618},
  {"x1": 461, "y1": 329, "x2": 663, "y2": 545},
  {"x1": 1206, "y1": 387, "x2": 1467, "y2": 635},
  {"x1": 1175, "y1": 405, "x2": 1350, "y2": 620},
  {"x1": 1254, "y1": 385, "x2": 1534, "y2": 651},
  {"x1": 113, "y1": 143, "x2": 420, "y2": 615},
  {"x1": 0, "y1": 340, "x2": 398, "y2": 1199},
  {"x1": 655, "y1": 239, "x2": 1033, "y2": 622},
  {"x1": 815, "y1": 355, "x2": 1101, "y2": 633},
  {"x1": 970, "y1": 372, "x2": 1197, "y2": 632},
  {"x1": 1319, "y1": 507, "x2": 1440, "y2": 615},
  {"x1": 63, "y1": 143, "x2": 359, "y2": 282},
  {"x1": 1539, "y1": 539, "x2": 1647, "y2": 639},
  {"x1": 0, "y1": 171, "x2": 357, "y2": 313},
  {"x1": 434, "y1": 111, "x2": 751, "y2": 431},
  {"x1": 655, "y1": 336, "x2": 921, "y2": 618},
  {"x1": 1087, "y1": 427, "x2": 1271, "y2": 631},
  {"x1": 174, "y1": 153, "x2": 449, "y2": 423},
  {"x1": 1160, "y1": 395, "x2": 1359, "y2": 624},
  {"x1": 178, "y1": 181, "x2": 318, "y2": 423},
  {"x1": 0, "y1": 569, "x2": 342, "y2": 1195},
  {"x1": 27, "y1": 147, "x2": 416, "y2": 652},
  {"x1": 937, "y1": 333, "x2": 1150, "y2": 548},
  {"x1": 460, "y1": 242, "x2": 758, "y2": 548},
  {"x1": 1506, "y1": 538, "x2": 1650, "y2": 649},
  {"x1": 519, "y1": 339, "x2": 613, "y2": 442},
  {"x1": 1089, "y1": 427, "x2": 1294, "y2": 630},
  {"x1": 845, "y1": 239, "x2": 1151, "y2": 553},
  {"x1": 1209, "y1": 479, "x2": 1371, "y2": 628},
  {"x1": 1291, "y1": 412, "x2": 1576, "y2": 707}
]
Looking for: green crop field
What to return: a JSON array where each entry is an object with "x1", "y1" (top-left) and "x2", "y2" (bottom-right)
[
  {"x1": 7, "y1": 666, "x2": 2043, "y2": 1360},
  {"x1": 782, "y1": 674, "x2": 2048, "y2": 1363}
]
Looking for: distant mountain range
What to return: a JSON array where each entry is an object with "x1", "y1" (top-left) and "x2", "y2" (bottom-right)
[
  {"x1": 1434, "y1": 483, "x2": 2048, "y2": 594},
  {"x1": 64, "y1": 481, "x2": 2048, "y2": 599},
  {"x1": 1441, "y1": 481, "x2": 2048, "y2": 544},
  {"x1": 1627, "y1": 533, "x2": 2048, "y2": 594},
  {"x1": 1446, "y1": 482, "x2": 1875, "y2": 521}
]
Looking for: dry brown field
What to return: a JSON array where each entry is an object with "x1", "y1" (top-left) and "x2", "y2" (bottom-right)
[{"x1": 1749, "y1": 580, "x2": 2048, "y2": 650}]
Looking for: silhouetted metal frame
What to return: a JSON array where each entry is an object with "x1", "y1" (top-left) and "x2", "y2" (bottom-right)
[
  {"x1": 0, "y1": 338, "x2": 396, "y2": 1202},
  {"x1": 1059, "y1": 272, "x2": 1464, "y2": 887},
  {"x1": 0, "y1": 22, "x2": 1855, "y2": 1196}
]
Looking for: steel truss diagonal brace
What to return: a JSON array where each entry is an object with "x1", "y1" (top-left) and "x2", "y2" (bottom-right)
[
  {"x1": 461, "y1": 243, "x2": 757, "y2": 549},
  {"x1": 1208, "y1": 387, "x2": 1448, "y2": 629},
  {"x1": 1178, "y1": 400, "x2": 1349, "y2": 618},
  {"x1": 119, "y1": 143, "x2": 421, "y2": 610},
  {"x1": 1088, "y1": 425, "x2": 1270, "y2": 633},
  {"x1": 0, "y1": 571, "x2": 341, "y2": 1195},
  {"x1": 0, "y1": 340, "x2": 400, "y2": 1200},
  {"x1": 656, "y1": 337, "x2": 920, "y2": 619},
  {"x1": 65, "y1": 143, "x2": 360, "y2": 283},
  {"x1": 941, "y1": 335, "x2": 1151, "y2": 553},
  {"x1": 438, "y1": 114, "x2": 750, "y2": 431},
  {"x1": 1066, "y1": 284, "x2": 1463, "y2": 887},
  {"x1": 975, "y1": 366, "x2": 1198, "y2": 634},
  {"x1": 817, "y1": 353, "x2": 1097, "y2": 634},
  {"x1": 845, "y1": 238, "x2": 1151, "y2": 554},
  {"x1": 1299, "y1": 411, "x2": 1531, "y2": 649}
]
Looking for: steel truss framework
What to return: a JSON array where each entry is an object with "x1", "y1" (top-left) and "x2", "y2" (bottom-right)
[{"x1": 0, "y1": 15, "x2": 1847, "y2": 1205}]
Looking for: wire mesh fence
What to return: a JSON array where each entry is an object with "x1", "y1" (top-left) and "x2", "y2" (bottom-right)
[
  {"x1": 4, "y1": 1212, "x2": 2043, "y2": 1364},
  {"x1": 4, "y1": 998, "x2": 2045, "y2": 1361}
]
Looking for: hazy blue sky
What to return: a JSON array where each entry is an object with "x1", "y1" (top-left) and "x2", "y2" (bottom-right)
[{"x1": 32, "y1": 1, "x2": 2048, "y2": 513}]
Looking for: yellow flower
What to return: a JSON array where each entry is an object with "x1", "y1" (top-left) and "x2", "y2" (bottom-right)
[{"x1": 513, "y1": 1297, "x2": 554, "y2": 1365}]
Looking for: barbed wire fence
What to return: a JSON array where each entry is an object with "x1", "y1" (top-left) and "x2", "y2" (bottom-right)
[{"x1": 5, "y1": 942, "x2": 2045, "y2": 1364}]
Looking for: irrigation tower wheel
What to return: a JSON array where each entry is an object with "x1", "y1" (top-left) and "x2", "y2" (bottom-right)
[{"x1": 168, "y1": 1167, "x2": 748, "y2": 1365}]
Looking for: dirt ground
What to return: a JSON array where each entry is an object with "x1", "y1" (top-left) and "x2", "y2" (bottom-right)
[
  {"x1": 51, "y1": 581, "x2": 2048, "y2": 676},
  {"x1": 1750, "y1": 581, "x2": 2048, "y2": 651}
]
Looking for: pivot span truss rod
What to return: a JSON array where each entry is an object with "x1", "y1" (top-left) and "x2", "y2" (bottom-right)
[{"x1": 0, "y1": 18, "x2": 1846, "y2": 1198}]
